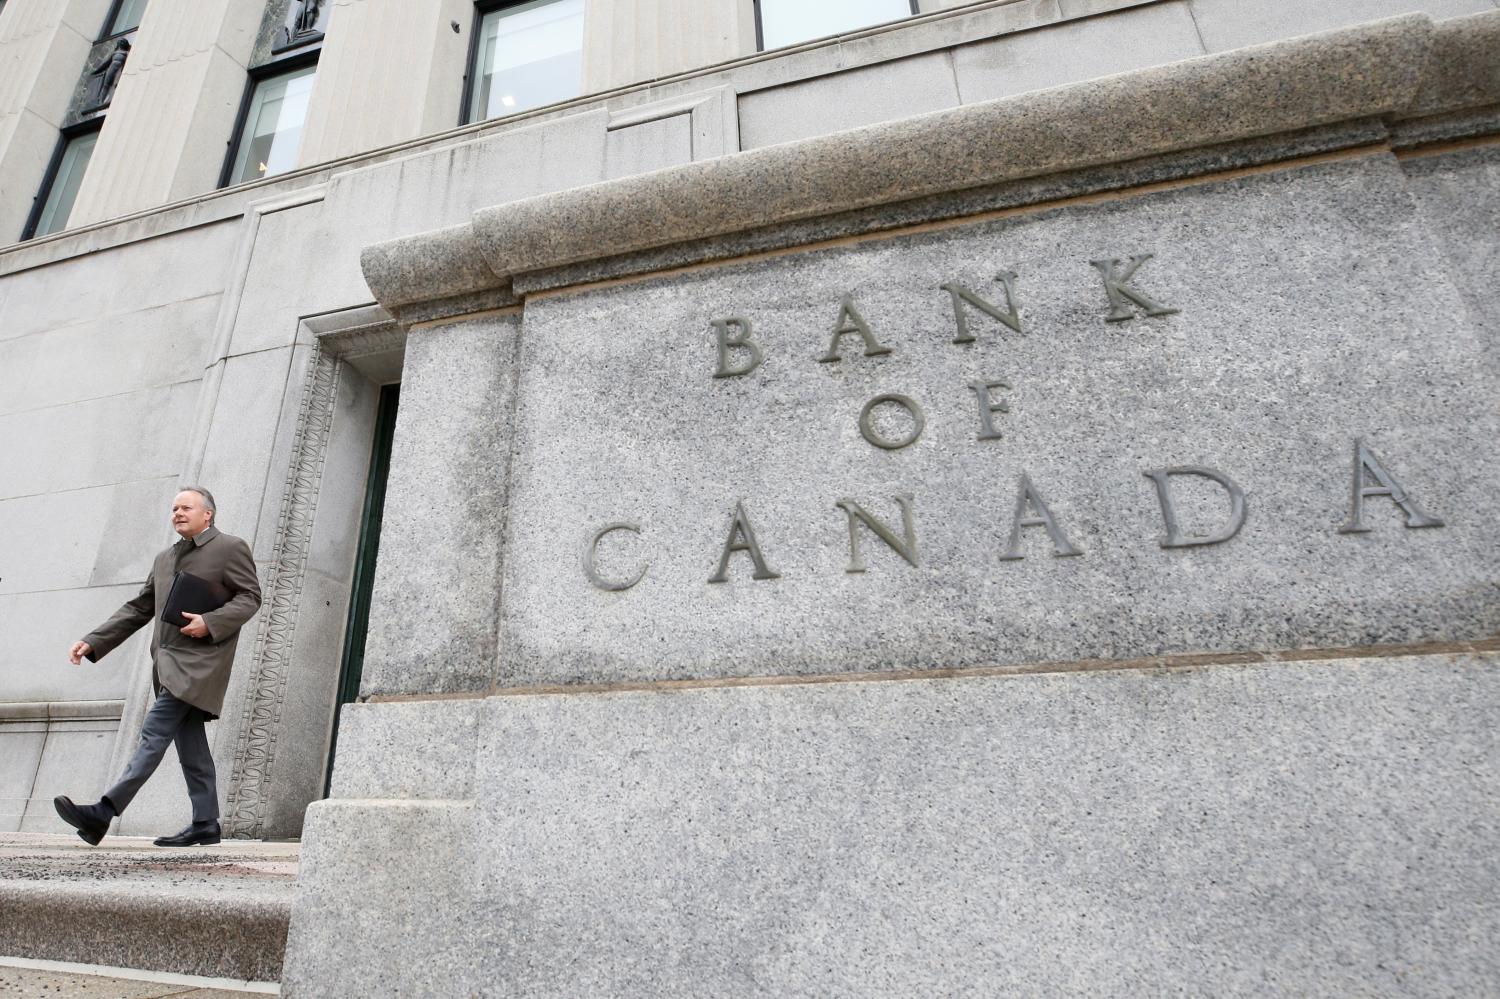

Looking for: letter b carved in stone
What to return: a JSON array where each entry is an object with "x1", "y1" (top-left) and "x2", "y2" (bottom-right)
[{"x1": 710, "y1": 317, "x2": 764, "y2": 378}]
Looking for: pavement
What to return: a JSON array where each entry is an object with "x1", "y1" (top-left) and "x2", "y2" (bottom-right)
[{"x1": 0, "y1": 833, "x2": 296, "y2": 989}]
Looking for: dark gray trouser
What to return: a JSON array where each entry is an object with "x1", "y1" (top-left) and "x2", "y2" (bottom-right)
[{"x1": 103, "y1": 689, "x2": 218, "y2": 823}]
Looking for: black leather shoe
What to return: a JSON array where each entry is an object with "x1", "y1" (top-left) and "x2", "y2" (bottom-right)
[
  {"x1": 154, "y1": 820, "x2": 221, "y2": 847},
  {"x1": 54, "y1": 796, "x2": 112, "y2": 846}
]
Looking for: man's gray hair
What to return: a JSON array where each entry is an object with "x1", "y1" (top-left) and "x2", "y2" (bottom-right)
[{"x1": 180, "y1": 486, "x2": 217, "y2": 515}]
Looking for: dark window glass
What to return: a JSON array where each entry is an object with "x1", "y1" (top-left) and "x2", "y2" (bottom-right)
[
  {"x1": 107, "y1": 0, "x2": 147, "y2": 36},
  {"x1": 31, "y1": 130, "x2": 99, "y2": 238},
  {"x1": 467, "y1": 0, "x2": 584, "y2": 124},
  {"x1": 225, "y1": 63, "x2": 317, "y2": 185},
  {"x1": 757, "y1": 0, "x2": 917, "y2": 51}
]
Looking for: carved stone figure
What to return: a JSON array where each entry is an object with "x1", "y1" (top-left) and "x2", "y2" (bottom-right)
[
  {"x1": 85, "y1": 38, "x2": 131, "y2": 109},
  {"x1": 294, "y1": 0, "x2": 324, "y2": 36},
  {"x1": 275, "y1": 0, "x2": 326, "y2": 52}
]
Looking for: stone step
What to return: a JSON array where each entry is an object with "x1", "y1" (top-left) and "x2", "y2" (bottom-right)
[
  {"x1": 0, "y1": 956, "x2": 277, "y2": 996},
  {"x1": 0, "y1": 833, "x2": 296, "y2": 983}
]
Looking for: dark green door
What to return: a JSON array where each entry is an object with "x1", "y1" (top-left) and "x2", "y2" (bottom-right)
[{"x1": 324, "y1": 382, "x2": 400, "y2": 792}]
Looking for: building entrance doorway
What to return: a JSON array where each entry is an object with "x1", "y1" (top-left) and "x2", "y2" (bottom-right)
[{"x1": 324, "y1": 382, "x2": 399, "y2": 792}]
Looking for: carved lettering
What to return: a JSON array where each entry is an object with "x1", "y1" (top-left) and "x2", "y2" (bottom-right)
[
  {"x1": 1089, "y1": 253, "x2": 1179, "y2": 322},
  {"x1": 584, "y1": 522, "x2": 649, "y2": 591},
  {"x1": 818, "y1": 294, "x2": 892, "y2": 363},
  {"x1": 969, "y1": 380, "x2": 1011, "y2": 442},
  {"x1": 942, "y1": 272, "x2": 1023, "y2": 343},
  {"x1": 708, "y1": 501, "x2": 781, "y2": 582},
  {"x1": 1143, "y1": 466, "x2": 1247, "y2": 548},
  {"x1": 836, "y1": 495, "x2": 918, "y2": 572},
  {"x1": 710, "y1": 317, "x2": 763, "y2": 379},
  {"x1": 999, "y1": 474, "x2": 1082, "y2": 560},
  {"x1": 1338, "y1": 440, "x2": 1444, "y2": 534},
  {"x1": 858, "y1": 393, "x2": 926, "y2": 451}
]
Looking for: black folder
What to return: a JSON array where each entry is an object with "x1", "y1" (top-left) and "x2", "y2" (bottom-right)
[{"x1": 161, "y1": 571, "x2": 232, "y2": 628}]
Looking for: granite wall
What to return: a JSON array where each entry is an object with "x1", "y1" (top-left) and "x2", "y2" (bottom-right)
[
  {"x1": 492, "y1": 152, "x2": 1497, "y2": 688},
  {"x1": 285, "y1": 12, "x2": 1500, "y2": 996}
]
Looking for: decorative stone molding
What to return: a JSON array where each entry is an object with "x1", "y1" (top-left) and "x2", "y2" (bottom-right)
[
  {"x1": 223, "y1": 344, "x2": 340, "y2": 839},
  {"x1": 0, "y1": 701, "x2": 125, "y2": 723},
  {"x1": 605, "y1": 85, "x2": 740, "y2": 171},
  {"x1": 223, "y1": 311, "x2": 403, "y2": 840},
  {"x1": 360, "y1": 11, "x2": 1500, "y2": 314},
  {"x1": 320, "y1": 321, "x2": 407, "y2": 361}
]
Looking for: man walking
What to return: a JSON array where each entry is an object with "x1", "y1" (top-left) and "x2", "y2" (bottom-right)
[{"x1": 54, "y1": 487, "x2": 262, "y2": 847}]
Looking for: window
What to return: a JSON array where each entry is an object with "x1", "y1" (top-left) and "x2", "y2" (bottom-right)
[
  {"x1": 24, "y1": 126, "x2": 101, "y2": 240},
  {"x1": 755, "y1": 0, "x2": 919, "y2": 51},
  {"x1": 103, "y1": 0, "x2": 146, "y2": 38},
  {"x1": 464, "y1": 0, "x2": 584, "y2": 124},
  {"x1": 222, "y1": 61, "x2": 317, "y2": 187}
]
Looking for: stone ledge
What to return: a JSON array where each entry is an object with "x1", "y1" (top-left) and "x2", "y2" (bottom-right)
[
  {"x1": 0, "y1": 835, "x2": 297, "y2": 982},
  {"x1": 509, "y1": 118, "x2": 1392, "y2": 295},
  {"x1": 0, "y1": 700, "x2": 124, "y2": 723},
  {"x1": 361, "y1": 10, "x2": 1500, "y2": 313},
  {"x1": 471, "y1": 637, "x2": 1500, "y2": 699},
  {"x1": 1409, "y1": 12, "x2": 1500, "y2": 120},
  {"x1": 0, "y1": 883, "x2": 290, "y2": 982}
]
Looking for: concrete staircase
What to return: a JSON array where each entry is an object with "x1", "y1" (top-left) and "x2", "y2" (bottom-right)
[{"x1": 0, "y1": 833, "x2": 295, "y2": 984}]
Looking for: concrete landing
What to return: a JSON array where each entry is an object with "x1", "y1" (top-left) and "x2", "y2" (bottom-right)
[{"x1": 0, "y1": 833, "x2": 295, "y2": 984}]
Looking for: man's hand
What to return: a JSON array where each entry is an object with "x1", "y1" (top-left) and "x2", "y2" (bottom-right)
[
  {"x1": 179, "y1": 613, "x2": 209, "y2": 639},
  {"x1": 68, "y1": 641, "x2": 93, "y2": 665}
]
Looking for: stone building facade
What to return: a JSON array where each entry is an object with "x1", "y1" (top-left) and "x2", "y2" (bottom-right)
[{"x1": 1, "y1": 0, "x2": 1497, "y2": 993}]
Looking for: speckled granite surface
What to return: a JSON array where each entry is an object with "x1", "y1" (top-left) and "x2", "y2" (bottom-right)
[
  {"x1": 0, "y1": 835, "x2": 296, "y2": 983},
  {"x1": 492, "y1": 152, "x2": 1500, "y2": 687}
]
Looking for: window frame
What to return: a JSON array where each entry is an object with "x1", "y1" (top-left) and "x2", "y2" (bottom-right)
[
  {"x1": 217, "y1": 50, "x2": 321, "y2": 190},
  {"x1": 752, "y1": 0, "x2": 921, "y2": 52},
  {"x1": 21, "y1": 119, "x2": 105, "y2": 242},
  {"x1": 97, "y1": 0, "x2": 146, "y2": 42},
  {"x1": 458, "y1": 0, "x2": 585, "y2": 127}
]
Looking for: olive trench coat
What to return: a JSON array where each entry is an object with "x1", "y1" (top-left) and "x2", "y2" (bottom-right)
[{"x1": 83, "y1": 525, "x2": 262, "y2": 719}]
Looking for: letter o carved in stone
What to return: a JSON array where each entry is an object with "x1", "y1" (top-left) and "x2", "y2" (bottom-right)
[{"x1": 858, "y1": 393, "x2": 926, "y2": 451}]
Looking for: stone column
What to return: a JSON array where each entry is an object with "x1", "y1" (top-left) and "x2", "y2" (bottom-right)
[
  {"x1": 0, "y1": 0, "x2": 113, "y2": 242},
  {"x1": 359, "y1": 312, "x2": 524, "y2": 697},
  {"x1": 295, "y1": 0, "x2": 472, "y2": 169},
  {"x1": 66, "y1": 0, "x2": 263, "y2": 227},
  {"x1": 282, "y1": 309, "x2": 523, "y2": 989},
  {"x1": 581, "y1": 0, "x2": 754, "y2": 94}
]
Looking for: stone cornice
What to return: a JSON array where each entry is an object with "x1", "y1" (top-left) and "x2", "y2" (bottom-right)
[{"x1": 360, "y1": 11, "x2": 1500, "y2": 315}]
